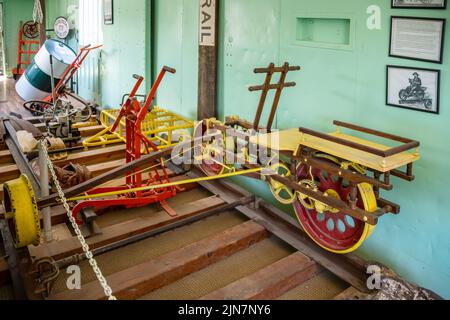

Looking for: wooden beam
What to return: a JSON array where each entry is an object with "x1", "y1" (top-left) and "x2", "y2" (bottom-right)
[
  {"x1": 41, "y1": 205, "x2": 68, "y2": 226},
  {"x1": 29, "y1": 196, "x2": 226, "y2": 261},
  {"x1": 78, "y1": 125, "x2": 106, "y2": 138},
  {"x1": 39, "y1": 0, "x2": 46, "y2": 46},
  {"x1": 87, "y1": 159, "x2": 125, "y2": 177},
  {"x1": 197, "y1": 0, "x2": 219, "y2": 120},
  {"x1": 201, "y1": 252, "x2": 321, "y2": 300},
  {"x1": 50, "y1": 221, "x2": 268, "y2": 300},
  {"x1": 54, "y1": 145, "x2": 126, "y2": 167},
  {"x1": 0, "y1": 164, "x2": 20, "y2": 184},
  {"x1": 0, "y1": 149, "x2": 13, "y2": 165}
]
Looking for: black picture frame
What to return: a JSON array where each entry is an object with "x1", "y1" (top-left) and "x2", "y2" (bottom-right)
[
  {"x1": 389, "y1": 16, "x2": 446, "y2": 64},
  {"x1": 392, "y1": 0, "x2": 447, "y2": 9},
  {"x1": 104, "y1": 0, "x2": 114, "y2": 25},
  {"x1": 386, "y1": 65, "x2": 440, "y2": 115}
]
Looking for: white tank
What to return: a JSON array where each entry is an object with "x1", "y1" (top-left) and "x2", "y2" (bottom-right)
[{"x1": 15, "y1": 39, "x2": 76, "y2": 101}]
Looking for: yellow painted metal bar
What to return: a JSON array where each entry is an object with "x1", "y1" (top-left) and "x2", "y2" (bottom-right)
[
  {"x1": 67, "y1": 167, "x2": 265, "y2": 202},
  {"x1": 84, "y1": 106, "x2": 194, "y2": 150}
]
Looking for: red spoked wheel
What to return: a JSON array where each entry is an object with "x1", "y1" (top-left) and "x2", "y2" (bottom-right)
[{"x1": 293, "y1": 162, "x2": 376, "y2": 254}]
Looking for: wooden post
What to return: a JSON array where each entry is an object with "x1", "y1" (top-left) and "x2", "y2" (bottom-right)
[
  {"x1": 198, "y1": 0, "x2": 219, "y2": 121},
  {"x1": 39, "y1": 0, "x2": 46, "y2": 46}
]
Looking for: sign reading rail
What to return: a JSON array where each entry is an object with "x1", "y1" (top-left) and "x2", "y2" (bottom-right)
[{"x1": 199, "y1": 0, "x2": 216, "y2": 46}]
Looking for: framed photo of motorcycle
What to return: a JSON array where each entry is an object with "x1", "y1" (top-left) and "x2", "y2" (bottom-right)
[
  {"x1": 386, "y1": 66, "x2": 440, "y2": 114},
  {"x1": 389, "y1": 17, "x2": 446, "y2": 64},
  {"x1": 392, "y1": 0, "x2": 447, "y2": 9}
]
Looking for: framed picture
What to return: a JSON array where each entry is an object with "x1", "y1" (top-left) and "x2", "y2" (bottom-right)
[
  {"x1": 386, "y1": 66, "x2": 440, "y2": 114},
  {"x1": 104, "y1": 0, "x2": 114, "y2": 25},
  {"x1": 392, "y1": 0, "x2": 447, "y2": 9},
  {"x1": 390, "y1": 17, "x2": 446, "y2": 64}
]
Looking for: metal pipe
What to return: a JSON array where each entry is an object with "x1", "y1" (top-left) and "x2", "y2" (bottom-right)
[
  {"x1": 39, "y1": 142, "x2": 53, "y2": 243},
  {"x1": 49, "y1": 55, "x2": 57, "y2": 107}
]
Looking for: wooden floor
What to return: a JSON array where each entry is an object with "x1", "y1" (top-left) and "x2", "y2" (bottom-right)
[{"x1": 0, "y1": 78, "x2": 32, "y2": 117}]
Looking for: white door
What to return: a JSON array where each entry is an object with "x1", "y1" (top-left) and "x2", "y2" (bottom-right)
[{"x1": 78, "y1": 0, "x2": 103, "y2": 102}]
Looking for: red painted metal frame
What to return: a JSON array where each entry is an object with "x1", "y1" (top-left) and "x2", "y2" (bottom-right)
[
  {"x1": 71, "y1": 67, "x2": 177, "y2": 224},
  {"x1": 12, "y1": 22, "x2": 40, "y2": 79},
  {"x1": 42, "y1": 44, "x2": 104, "y2": 103}
]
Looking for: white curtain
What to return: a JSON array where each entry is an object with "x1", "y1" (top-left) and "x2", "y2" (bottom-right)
[
  {"x1": 78, "y1": 0, "x2": 103, "y2": 101},
  {"x1": 79, "y1": 0, "x2": 103, "y2": 46}
]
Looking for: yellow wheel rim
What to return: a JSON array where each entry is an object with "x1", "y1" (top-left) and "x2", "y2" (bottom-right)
[
  {"x1": 293, "y1": 157, "x2": 377, "y2": 254},
  {"x1": 268, "y1": 163, "x2": 296, "y2": 205},
  {"x1": 3, "y1": 175, "x2": 41, "y2": 248},
  {"x1": 296, "y1": 182, "x2": 376, "y2": 254}
]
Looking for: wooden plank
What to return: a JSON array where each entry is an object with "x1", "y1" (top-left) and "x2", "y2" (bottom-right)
[
  {"x1": 0, "y1": 164, "x2": 20, "y2": 184},
  {"x1": 51, "y1": 224, "x2": 73, "y2": 242},
  {"x1": 0, "y1": 257, "x2": 10, "y2": 287},
  {"x1": 87, "y1": 159, "x2": 125, "y2": 177},
  {"x1": 78, "y1": 125, "x2": 105, "y2": 138},
  {"x1": 29, "y1": 196, "x2": 226, "y2": 261},
  {"x1": 54, "y1": 145, "x2": 126, "y2": 167},
  {"x1": 0, "y1": 149, "x2": 13, "y2": 164},
  {"x1": 50, "y1": 221, "x2": 268, "y2": 300},
  {"x1": 47, "y1": 206, "x2": 69, "y2": 226},
  {"x1": 201, "y1": 252, "x2": 322, "y2": 300}
]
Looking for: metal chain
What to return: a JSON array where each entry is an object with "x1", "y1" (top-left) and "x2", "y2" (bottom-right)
[{"x1": 39, "y1": 140, "x2": 117, "y2": 300}]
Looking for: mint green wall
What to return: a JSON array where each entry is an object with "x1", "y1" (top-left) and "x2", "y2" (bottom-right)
[
  {"x1": 154, "y1": 0, "x2": 450, "y2": 299},
  {"x1": 46, "y1": 0, "x2": 79, "y2": 46},
  {"x1": 279, "y1": 0, "x2": 450, "y2": 299},
  {"x1": 153, "y1": 0, "x2": 198, "y2": 119},
  {"x1": 1, "y1": 0, "x2": 34, "y2": 75},
  {"x1": 100, "y1": 0, "x2": 150, "y2": 108}
]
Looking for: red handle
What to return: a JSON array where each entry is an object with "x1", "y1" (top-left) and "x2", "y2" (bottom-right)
[{"x1": 163, "y1": 66, "x2": 176, "y2": 74}]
